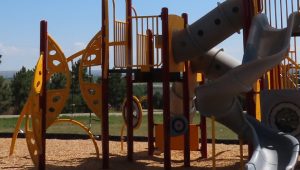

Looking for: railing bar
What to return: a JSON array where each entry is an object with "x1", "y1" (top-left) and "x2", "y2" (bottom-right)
[
  {"x1": 114, "y1": 21, "x2": 117, "y2": 67},
  {"x1": 264, "y1": 0, "x2": 267, "y2": 14},
  {"x1": 286, "y1": 0, "x2": 289, "y2": 21},
  {"x1": 280, "y1": 0, "x2": 284, "y2": 28},
  {"x1": 130, "y1": 15, "x2": 160, "y2": 19},
  {"x1": 269, "y1": 0, "x2": 272, "y2": 25},
  {"x1": 118, "y1": 22, "x2": 121, "y2": 67},
  {"x1": 275, "y1": 0, "x2": 278, "y2": 28},
  {"x1": 156, "y1": 17, "x2": 160, "y2": 67},
  {"x1": 142, "y1": 18, "x2": 144, "y2": 65}
]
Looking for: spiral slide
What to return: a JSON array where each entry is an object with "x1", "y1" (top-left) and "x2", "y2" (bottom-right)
[{"x1": 171, "y1": 0, "x2": 300, "y2": 169}]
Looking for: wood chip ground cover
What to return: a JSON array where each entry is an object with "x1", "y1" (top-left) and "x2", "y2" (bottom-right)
[{"x1": 1, "y1": 138, "x2": 300, "y2": 170}]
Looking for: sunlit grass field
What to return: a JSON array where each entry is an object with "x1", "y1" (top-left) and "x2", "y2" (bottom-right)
[{"x1": 0, "y1": 112, "x2": 237, "y2": 140}]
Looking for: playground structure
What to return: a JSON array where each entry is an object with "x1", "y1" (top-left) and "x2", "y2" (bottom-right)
[{"x1": 8, "y1": 0, "x2": 300, "y2": 170}]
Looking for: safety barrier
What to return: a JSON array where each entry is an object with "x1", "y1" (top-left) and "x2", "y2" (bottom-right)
[{"x1": 262, "y1": 0, "x2": 300, "y2": 90}]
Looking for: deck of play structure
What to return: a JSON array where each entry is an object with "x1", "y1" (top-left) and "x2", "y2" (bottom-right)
[{"x1": 6, "y1": 0, "x2": 300, "y2": 170}]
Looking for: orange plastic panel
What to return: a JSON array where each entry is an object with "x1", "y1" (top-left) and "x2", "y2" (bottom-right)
[
  {"x1": 79, "y1": 31, "x2": 102, "y2": 119},
  {"x1": 9, "y1": 95, "x2": 32, "y2": 155},
  {"x1": 155, "y1": 124, "x2": 199, "y2": 151},
  {"x1": 10, "y1": 54, "x2": 43, "y2": 156},
  {"x1": 45, "y1": 35, "x2": 70, "y2": 128},
  {"x1": 25, "y1": 114, "x2": 40, "y2": 166},
  {"x1": 168, "y1": 15, "x2": 185, "y2": 73},
  {"x1": 31, "y1": 35, "x2": 71, "y2": 147}
]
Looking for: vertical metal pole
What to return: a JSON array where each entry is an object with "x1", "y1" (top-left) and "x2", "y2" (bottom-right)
[
  {"x1": 242, "y1": 0, "x2": 255, "y2": 159},
  {"x1": 182, "y1": 13, "x2": 190, "y2": 167},
  {"x1": 199, "y1": 75, "x2": 207, "y2": 158},
  {"x1": 277, "y1": 65, "x2": 282, "y2": 89},
  {"x1": 39, "y1": 20, "x2": 48, "y2": 170},
  {"x1": 101, "y1": 0, "x2": 109, "y2": 168},
  {"x1": 257, "y1": 0, "x2": 263, "y2": 12},
  {"x1": 126, "y1": 0, "x2": 134, "y2": 162},
  {"x1": 211, "y1": 117, "x2": 216, "y2": 170},
  {"x1": 161, "y1": 8, "x2": 171, "y2": 170},
  {"x1": 147, "y1": 29, "x2": 154, "y2": 156}
]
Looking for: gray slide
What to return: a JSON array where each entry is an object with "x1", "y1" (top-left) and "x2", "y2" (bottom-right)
[{"x1": 171, "y1": 0, "x2": 300, "y2": 169}]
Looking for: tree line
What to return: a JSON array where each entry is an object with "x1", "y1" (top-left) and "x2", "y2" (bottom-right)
[{"x1": 0, "y1": 59, "x2": 163, "y2": 115}]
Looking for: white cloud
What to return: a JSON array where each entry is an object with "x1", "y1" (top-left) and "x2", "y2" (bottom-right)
[
  {"x1": 73, "y1": 42, "x2": 86, "y2": 51},
  {"x1": 64, "y1": 42, "x2": 87, "y2": 58},
  {"x1": 0, "y1": 43, "x2": 20, "y2": 56},
  {"x1": 0, "y1": 42, "x2": 39, "y2": 71}
]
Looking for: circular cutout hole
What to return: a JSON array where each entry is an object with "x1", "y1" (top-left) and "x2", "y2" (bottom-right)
[
  {"x1": 214, "y1": 18, "x2": 221, "y2": 25},
  {"x1": 88, "y1": 54, "x2": 97, "y2": 62},
  {"x1": 34, "y1": 150, "x2": 38, "y2": 156},
  {"x1": 31, "y1": 138, "x2": 35, "y2": 145},
  {"x1": 52, "y1": 96, "x2": 61, "y2": 103},
  {"x1": 53, "y1": 60, "x2": 61, "y2": 66},
  {"x1": 275, "y1": 107, "x2": 299, "y2": 133},
  {"x1": 232, "y1": 7, "x2": 239, "y2": 13},
  {"x1": 39, "y1": 71, "x2": 42, "y2": 75},
  {"x1": 198, "y1": 30, "x2": 204, "y2": 37},
  {"x1": 49, "y1": 107, "x2": 55, "y2": 113},
  {"x1": 36, "y1": 81, "x2": 40, "y2": 88},
  {"x1": 49, "y1": 50, "x2": 57, "y2": 56},
  {"x1": 88, "y1": 89, "x2": 96, "y2": 95}
]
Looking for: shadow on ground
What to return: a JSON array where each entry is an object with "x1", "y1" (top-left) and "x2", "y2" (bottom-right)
[{"x1": 21, "y1": 151, "x2": 253, "y2": 170}]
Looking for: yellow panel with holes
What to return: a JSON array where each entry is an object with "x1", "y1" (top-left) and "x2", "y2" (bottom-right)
[
  {"x1": 79, "y1": 31, "x2": 103, "y2": 119},
  {"x1": 45, "y1": 35, "x2": 71, "y2": 128},
  {"x1": 25, "y1": 114, "x2": 40, "y2": 166},
  {"x1": 33, "y1": 55, "x2": 43, "y2": 93}
]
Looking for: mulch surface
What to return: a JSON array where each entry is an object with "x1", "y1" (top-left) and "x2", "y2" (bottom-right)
[{"x1": 0, "y1": 138, "x2": 300, "y2": 170}]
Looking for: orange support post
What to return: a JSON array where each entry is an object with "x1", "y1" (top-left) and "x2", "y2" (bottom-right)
[
  {"x1": 182, "y1": 13, "x2": 190, "y2": 167},
  {"x1": 242, "y1": 0, "x2": 255, "y2": 159},
  {"x1": 199, "y1": 74, "x2": 208, "y2": 158},
  {"x1": 126, "y1": 0, "x2": 134, "y2": 162},
  {"x1": 101, "y1": 0, "x2": 109, "y2": 169},
  {"x1": 161, "y1": 7, "x2": 171, "y2": 170},
  {"x1": 147, "y1": 29, "x2": 155, "y2": 156},
  {"x1": 39, "y1": 20, "x2": 48, "y2": 170}
]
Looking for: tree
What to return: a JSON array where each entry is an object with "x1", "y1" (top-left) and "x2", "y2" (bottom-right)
[
  {"x1": 153, "y1": 91, "x2": 163, "y2": 109},
  {"x1": 133, "y1": 83, "x2": 147, "y2": 98},
  {"x1": 0, "y1": 75, "x2": 11, "y2": 113},
  {"x1": 47, "y1": 73, "x2": 67, "y2": 90},
  {"x1": 108, "y1": 73, "x2": 126, "y2": 110},
  {"x1": 63, "y1": 60, "x2": 90, "y2": 113},
  {"x1": 10, "y1": 67, "x2": 34, "y2": 114}
]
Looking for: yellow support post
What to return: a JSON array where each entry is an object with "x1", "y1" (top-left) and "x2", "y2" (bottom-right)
[
  {"x1": 211, "y1": 116, "x2": 216, "y2": 170},
  {"x1": 239, "y1": 138, "x2": 244, "y2": 170}
]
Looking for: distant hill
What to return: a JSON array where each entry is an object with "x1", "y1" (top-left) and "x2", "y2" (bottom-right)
[
  {"x1": 0, "y1": 71, "x2": 17, "y2": 78},
  {"x1": 0, "y1": 70, "x2": 101, "y2": 79},
  {"x1": 90, "y1": 70, "x2": 101, "y2": 77}
]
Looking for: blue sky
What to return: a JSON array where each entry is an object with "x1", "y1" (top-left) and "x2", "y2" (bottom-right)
[{"x1": 0, "y1": 0, "x2": 243, "y2": 71}]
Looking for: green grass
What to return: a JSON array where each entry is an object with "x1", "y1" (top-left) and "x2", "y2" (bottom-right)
[{"x1": 0, "y1": 113, "x2": 237, "y2": 140}]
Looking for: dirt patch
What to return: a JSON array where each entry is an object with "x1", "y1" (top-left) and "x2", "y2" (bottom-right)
[{"x1": 0, "y1": 138, "x2": 299, "y2": 170}]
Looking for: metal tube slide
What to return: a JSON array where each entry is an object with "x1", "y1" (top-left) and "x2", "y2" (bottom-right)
[
  {"x1": 169, "y1": 48, "x2": 240, "y2": 118},
  {"x1": 195, "y1": 13, "x2": 300, "y2": 170},
  {"x1": 172, "y1": 0, "x2": 244, "y2": 63},
  {"x1": 190, "y1": 47, "x2": 240, "y2": 79}
]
